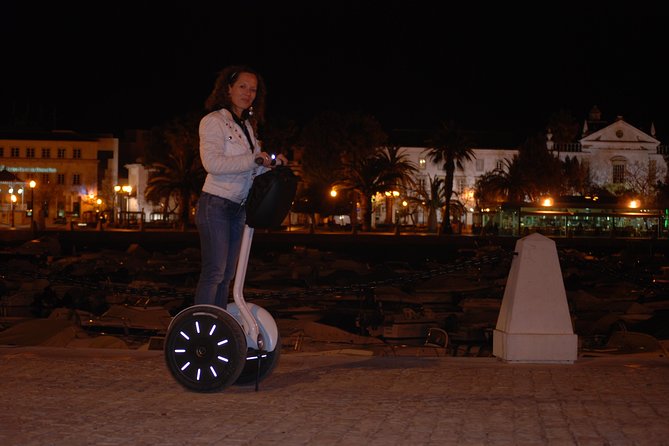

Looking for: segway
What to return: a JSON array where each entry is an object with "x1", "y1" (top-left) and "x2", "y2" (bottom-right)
[{"x1": 164, "y1": 163, "x2": 297, "y2": 392}]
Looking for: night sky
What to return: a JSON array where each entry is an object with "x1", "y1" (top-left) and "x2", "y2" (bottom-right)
[{"x1": 3, "y1": 2, "x2": 668, "y2": 142}]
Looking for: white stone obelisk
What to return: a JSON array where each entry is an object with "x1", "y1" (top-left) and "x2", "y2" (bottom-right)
[{"x1": 493, "y1": 232, "x2": 578, "y2": 363}]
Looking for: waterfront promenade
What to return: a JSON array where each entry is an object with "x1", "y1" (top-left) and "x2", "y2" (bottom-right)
[{"x1": 0, "y1": 346, "x2": 668, "y2": 445}]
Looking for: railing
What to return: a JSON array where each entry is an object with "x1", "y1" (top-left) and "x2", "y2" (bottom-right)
[
  {"x1": 553, "y1": 143, "x2": 669, "y2": 155},
  {"x1": 552, "y1": 143, "x2": 582, "y2": 153},
  {"x1": 0, "y1": 203, "x2": 27, "y2": 211}
]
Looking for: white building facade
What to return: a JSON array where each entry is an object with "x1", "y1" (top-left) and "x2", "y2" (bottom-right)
[
  {"x1": 383, "y1": 146, "x2": 519, "y2": 230},
  {"x1": 551, "y1": 115, "x2": 666, "y2": 198},
  {"x1": 382, "y1": 114, "x2": 666, "y2": 232}
]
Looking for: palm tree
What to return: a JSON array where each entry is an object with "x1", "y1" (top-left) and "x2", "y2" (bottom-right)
[
  {"x1": 299, "y1": 111, "x2": 387, "y2": 232},
  {"x1": 144, "y1": 115, "x2": 205, "y2": 230},
  {"x1": 297, "y1": 111, "x2": 357, "y2": 230},
  {"x1": 424, "y1": 120, "x2": 475, "y2": 234},
  {"x1": 336, "y1": 113, "x2": 388, "y2": 233},
  {"x1": 477, "y1": 157, "x2": 530, "y2": 204},
  {"x1": 407, "y1": 175, "x2": 446, "y2": 233},
  {"x1": 376, "y1": 146, "x2": 418, "y2": 228},
  {"x1": 335, "y1": 146, "x2": 417, "y2": 231},
  {"x1": 475, "y1": 169, "x2": 510, "y2": 207}
]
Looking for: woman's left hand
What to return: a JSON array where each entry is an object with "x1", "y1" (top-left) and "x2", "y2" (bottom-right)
[{"x1": 274, "y1": 154, "x2": 288, "y2": 166}]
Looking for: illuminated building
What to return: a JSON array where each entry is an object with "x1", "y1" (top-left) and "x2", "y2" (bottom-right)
[{"x1": 0, "y1": 130, "x2": 118, "y2": 226}]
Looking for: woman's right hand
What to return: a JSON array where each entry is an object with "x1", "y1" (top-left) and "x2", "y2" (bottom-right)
[
  {"x1": 255, "y1": 151, "x2": 274, "y2": 167},
  {"x1": 255, "y1": 152, "x2": 287, "y2": 167}
]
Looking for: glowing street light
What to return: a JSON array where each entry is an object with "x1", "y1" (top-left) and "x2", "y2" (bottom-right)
[
  {"x1": 540, "y1": 197, "x2": 554, "y2": 207},
  {"x1": 10, "y1": 194, "x2": 17, "y2": 228},
  {"x1": 29, "y1": 180, "x2": 36, "y2": 233},
  {"x1": 113, "y1": 185, "x2": 121, "y2": 224},
  {"x1": 122, "y1": 186, "x2": 132, "y2": 213}
]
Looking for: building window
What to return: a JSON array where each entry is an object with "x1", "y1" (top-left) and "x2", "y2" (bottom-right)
[
  {"x1": 57, "y1": 148, "x2": 66, "y2": 158},
  {"x1": 57, "y1": 174, "x2": 65, "y2": 185},
  {"x1": 42, "y1": 173, "x2": 50, "y2": 184},
  {"x1": 26, "y1": 147, "x2": 35, "y2": 158},
  {"x1": 456, "y1": 177, "x2": 466, "y2": 193},
  {"x1": 417, "y1": 176, "x2": 426, "y2": 192},
  {"x1": 42, "y1": 147, "x2": 51, "y2": 158},
  {"x1": 11, "y1": 147, "x2": 20, "y2": 157},
  {"x1": 0, "y1": 147, "x2": 4, "y2": 157},
  {"x1": 73, "y1": 148, "x2": 82, "y2": 159},
  {"x1": 72, "y1": 173, "x2": 81, "y2": 185},
  {"x1": 418, "y1": 158, "x2": 427, "y2": 170},
  {"x1": 612, "y1": 163, "x2": 626, "y2": 184},
  {"x1": 476, "y1": 159, "x2": 484, "y2": 172},
  {"x1": 495, "y1": 159, "x2": 504, "y2": 171}
]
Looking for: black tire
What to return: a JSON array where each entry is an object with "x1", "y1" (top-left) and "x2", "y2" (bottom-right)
[
  {"x1": 234, "y1": 335, "x2": 282, "y2": 386},
  {"x1": 164, "y1": 305, "x2": 247, "y2": 392}
]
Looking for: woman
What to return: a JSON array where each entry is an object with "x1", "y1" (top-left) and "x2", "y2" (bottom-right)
[{"x1": 194, "y1": 65, "x2": 285, "y2": 308}]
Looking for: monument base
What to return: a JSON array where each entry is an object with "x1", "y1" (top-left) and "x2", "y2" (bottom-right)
[{"x1": 493, "y1": 330, "x2": 578, "y2": 363}]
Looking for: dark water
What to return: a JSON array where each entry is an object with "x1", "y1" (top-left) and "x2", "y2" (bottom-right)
[{"x1": 3, "y1": 231, "x2": 669, "y2": 352}]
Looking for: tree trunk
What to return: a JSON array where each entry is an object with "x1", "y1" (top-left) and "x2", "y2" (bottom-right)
[
  {"x1": 385, "y1": 196, "x2": 393, "y2": 225},
  {"x1": 350, "y1": 198, "x2": 358, "y2": 234},
  {"x1": 427, "y1": 207, "x2": 438, "y2": 233},
  {"x1": 440, "y1": 163, "x2": 455, "y2": 235},
  {"x1": 179, "y1": 191, "x2": 190, "y2": 232},
  {"x1": 361, "y1": 195, "x2": 372, "y2": 232}
]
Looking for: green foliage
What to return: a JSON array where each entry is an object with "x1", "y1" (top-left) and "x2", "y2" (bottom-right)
[
  {"x1": 547, "y1": 109, "x2": 580, "y2": 144},
  {"x1": 144, "y1": 114, "x2": 205, "y2": 230},
  {"x1": 407, "y1": 175, "x2": 446, "y2": 233},
  {"x1": 298, "y1": 111, "x2": 390, "y2": 231},
  {"x1": 424, "y1": 120, "x2": 475, "y2": 234}
]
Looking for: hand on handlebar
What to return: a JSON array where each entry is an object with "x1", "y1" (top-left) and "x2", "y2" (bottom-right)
[
  {"x1": 274, "y1": 154, "x2": 288, "y2": 166},
  {"x1": 255, "y1": 152, "x2": 288, "y2": 168}
]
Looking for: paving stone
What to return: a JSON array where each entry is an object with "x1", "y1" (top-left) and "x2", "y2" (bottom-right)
[{"x1": 0, "y1": 348, "x2": 668, "y2": 445}]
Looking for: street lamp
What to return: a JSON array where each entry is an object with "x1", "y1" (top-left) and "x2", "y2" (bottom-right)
[
  {"x1": 10, "y1": 194, "x2": 16, "y2": 228},
  {"x1": 114, "y1": 185, "x2": 121, "y2": 224},
  {"x1": 29, "y1": 180, "x2": 36, "y2": 233},
  {"x1": 115, "y1": 185, "x2": 132, "y2": 227},
  {"x1": 122, "y1": 185, "x2": 132, "y2": 214}
]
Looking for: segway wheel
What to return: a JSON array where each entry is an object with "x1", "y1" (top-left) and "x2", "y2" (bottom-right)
[
  {"x1": 164, "y1": 305, "x2": 247, "y2": 392},
  {"x1": 234, "y1": 335, "x2": 282, "y2": 386}
]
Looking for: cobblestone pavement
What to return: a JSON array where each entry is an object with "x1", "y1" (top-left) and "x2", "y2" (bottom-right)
[{"x1": 1, "y1": 347, "x2": 668, "y2": 446}]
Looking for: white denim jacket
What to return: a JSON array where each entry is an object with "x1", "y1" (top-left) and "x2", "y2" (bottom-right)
[{"x1": 199, "y1": 108, "x2": 266, "y2": 204}]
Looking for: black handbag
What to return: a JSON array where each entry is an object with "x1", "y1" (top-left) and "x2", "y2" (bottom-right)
[{"x1": 245, "y1": 166, "x2": 298, "y2": 229}]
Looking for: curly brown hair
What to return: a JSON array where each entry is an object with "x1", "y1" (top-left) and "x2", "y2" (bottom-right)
[{"x1": 204, "y1": 65, "x2": 266, "y2": 128}]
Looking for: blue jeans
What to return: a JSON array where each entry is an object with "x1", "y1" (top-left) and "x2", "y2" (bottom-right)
[{"x1": 194, "y1": 192, "x2": 246, "y2": 308}]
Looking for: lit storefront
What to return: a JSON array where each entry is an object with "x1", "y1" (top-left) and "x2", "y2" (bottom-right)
[{"x1": 481, "y1": 196, "x2": 664, "y2": 238}]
